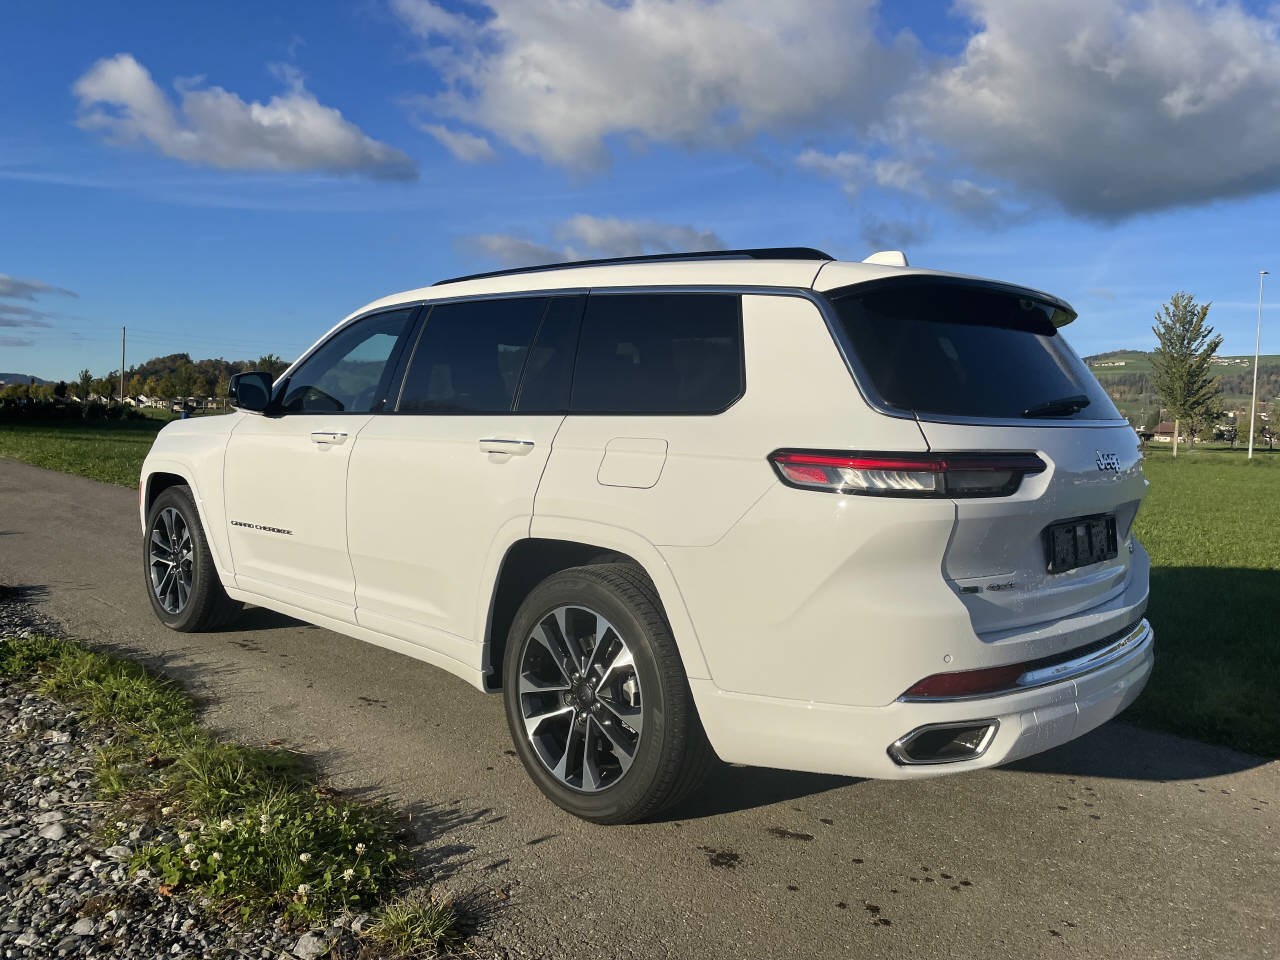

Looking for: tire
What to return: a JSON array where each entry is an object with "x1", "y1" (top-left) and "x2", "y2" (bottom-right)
[
  {"x1": 502, "y1": 563, "x2": 712, "y2": 824},
  {"x1": 143, "y1": 485, "x2": 242, "y2": 632}
]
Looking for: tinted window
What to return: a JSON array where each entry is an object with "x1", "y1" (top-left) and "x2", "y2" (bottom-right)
[
  {"x1": 281, "y1": 308, "x2": 415, "y2": 413},
  {"x1": 829, "y1": 279, "x2": 1120, "y2": 421},
  {"x1": 571, "y1": 294, "x2": 742, "y2": 414},
  {"x1": 398, "y1": 297, "x2": 548, "y2": 413},
  {"x1": 514, "y1": 296, "x2": 584, "y2": 413}
]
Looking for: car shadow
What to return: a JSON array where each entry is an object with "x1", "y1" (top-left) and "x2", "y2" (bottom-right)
[
  {"x1": 656, "y1": 760, "x2": 857, "y2": 822},
  {"x1": 1007, "y1": 719, "x2": 1270, "y2": 780},
  {"x1": 225, "y1": 605, "x2": 315, "y2": 633}
]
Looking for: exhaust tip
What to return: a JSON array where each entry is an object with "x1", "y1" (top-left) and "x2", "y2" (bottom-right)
[{"x1": 889, "y1": 720, "x2": 999, "y2": 766}]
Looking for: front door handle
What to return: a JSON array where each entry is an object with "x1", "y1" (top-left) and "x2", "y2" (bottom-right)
[
  {"x1": 310, "y1": 431, "x2": 349, "y2": 446},
  {"x1": 479, "y1": 438, "x2": 535, "y2": 456}
]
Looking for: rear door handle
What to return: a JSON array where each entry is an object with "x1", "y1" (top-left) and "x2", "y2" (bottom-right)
[
  {"x1": 310, "y1": 431, "x2": 349, "y2": 446},
  {"x1": 479, "y1": 438, "x2": 535, "y2": 456}
]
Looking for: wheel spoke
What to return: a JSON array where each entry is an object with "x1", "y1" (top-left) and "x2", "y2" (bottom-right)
[
  {"x1": 597, "y1": 696, "x2": 644, "y2": 736},
  {"x1": 537, "y1": 613, "x2": 579, "y2": 678},
  {"x1": 583, "y1": 625, "x2": 617, "y2": 677},
  {"x1": 590, "y1": 715, "x2": 636, "y2": 773},
  {"x1": 551, "y1": 722, "x2": 583, "y2": 782},
  {"x1": 595, "y1": 644, "x2": 635, "y2": 691},
  {"x1": 518, "y1": 672, "x2": 571, "y2": 696},
  {"x1": 522, "y1": 703, "x2": 574, "y2": 740},
  {"x1": 581, "y1": 721, "x2": 602, "y2": 791},
  {"x1": 150, "y1": 528, "x2": 172, "y2": 559}
]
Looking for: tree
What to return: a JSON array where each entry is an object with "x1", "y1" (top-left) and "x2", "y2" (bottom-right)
[
  {"x1": 76, "y1": 368, "x2": 93, "y2": 418},
  {"x1": 1150, "y1": 292, "x2": 1222, "y2": 458},
  {"x1": 255, "y1": 354, "x2": 289, "y2": 378}
]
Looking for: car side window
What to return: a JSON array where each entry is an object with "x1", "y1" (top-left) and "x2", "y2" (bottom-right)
[
  {"x1": 280, "y1": 308, "x2": 416, "y2": 414},
  {"x1": 397, "y1": 297, "x2": 551, "y2": 413},
  {"x1": 571, "y1": 293, "x2": 743, "y2": 414}
]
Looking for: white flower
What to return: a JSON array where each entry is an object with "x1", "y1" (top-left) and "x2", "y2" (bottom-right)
[
  {"x1": 178, "y1": 832, "x2": 191, "y2": 842},
  {"x1": 354, "y1": 843, "x2": 366, "y2": 855},
  {"x1": 161, "y1": 806, "x2": 175, "y2": 816},
  {"x1": 296, "y1": 884, "x2": 310, "y2": 896},
  {"x1": 342, "y1": 868, "x2": 355, "y2": 881},
  {"x1": 259, "y1": 813, "x2": 271, "y2": 824},
  {"x1": 189, "y1": 859, "x2": 200, "y2": 870},
  {"x1": 211, "y1": 852, "x2": 222, "y2": 862},
  {"x1": 219, "y1": 819, "x2": 234, "y2": 832},
  {"x1": 115, "y1": 821, "x2": 127, "y2": 830},
  {"x1": 182, "y1": 843, "x2": 196, "y2": 855},
  {"x1": 298, "y1": 852, "x2": 312, "y2": 863}
]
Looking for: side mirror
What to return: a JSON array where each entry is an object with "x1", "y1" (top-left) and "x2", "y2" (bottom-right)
[{"x1": 228, "y1": 371, "x2": 274, "y2": 413}]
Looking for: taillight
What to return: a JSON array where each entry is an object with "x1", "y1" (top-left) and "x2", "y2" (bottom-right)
[{"x1": 768, "y1": 451, "x2": 1045, "y2": 498}]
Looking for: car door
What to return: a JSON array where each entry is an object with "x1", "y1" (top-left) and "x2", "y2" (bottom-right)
[
  {"x1": 346, "y1": 295, "x2": 582, "y2": 659},
  {"x1": 223, "y1": 306, "x2": 417, "y2": 624}
]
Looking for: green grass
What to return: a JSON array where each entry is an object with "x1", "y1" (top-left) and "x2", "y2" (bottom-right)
[
  {"x1": 0, "y1": 418, "x2": 166, "y2": 487},
  {"x1": 1129, "y1": 446, "x2": 1280, "y2": 756},
  {"x1": 0, "y1": 629, "x2": 462, "y2": 951}
]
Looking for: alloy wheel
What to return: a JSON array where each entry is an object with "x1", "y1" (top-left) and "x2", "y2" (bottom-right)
[
  {"x1": 517, "y1": 605, "x2": 644, "y2": 793},
  {"x1": 148, "y1": 506, "x2": 193, "y2": 614}
]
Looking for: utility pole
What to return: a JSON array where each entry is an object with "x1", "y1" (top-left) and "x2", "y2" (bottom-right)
[
  {"x1": 1248, "y1": 271, "x2": 1268, "y2": 460},
  {"x1": 119, "y1": 326, "x2": 126, "y2": 404}
]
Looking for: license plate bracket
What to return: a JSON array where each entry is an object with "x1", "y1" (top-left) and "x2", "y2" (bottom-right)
[{"x1": 1044, "y1": 514, "x2": 1118, "y2": 574}]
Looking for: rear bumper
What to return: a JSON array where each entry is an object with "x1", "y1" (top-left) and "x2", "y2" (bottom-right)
[{"x1": 691, "y1": 618, "x2": 1153, "y2": 779}]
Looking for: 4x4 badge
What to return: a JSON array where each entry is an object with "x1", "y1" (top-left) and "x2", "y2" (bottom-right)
[{"x1": 1096, "y1": 451, "x2": 1120, "y2": 472}]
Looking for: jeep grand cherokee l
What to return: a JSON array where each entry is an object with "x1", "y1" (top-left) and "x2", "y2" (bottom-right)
[{"x1": 140, "y1": 248, "x2": 1153, "y2": 823}]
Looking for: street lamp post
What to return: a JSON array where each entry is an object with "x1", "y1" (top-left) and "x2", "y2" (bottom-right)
[{"x1": 1249, "y1": 269, "x2": 1269, "y2": 460}]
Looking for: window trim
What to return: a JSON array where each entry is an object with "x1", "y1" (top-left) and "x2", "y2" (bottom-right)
[{"x1": 270, "y1": 304, "x2": 421, "y2": 416}]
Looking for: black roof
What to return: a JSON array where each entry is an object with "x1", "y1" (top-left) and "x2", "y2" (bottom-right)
[{"x1": 432, "y1": 247, "x2": 834, "y2": 287}]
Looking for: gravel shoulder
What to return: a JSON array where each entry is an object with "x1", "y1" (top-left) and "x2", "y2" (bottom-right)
[
  {"x1": 1, "y1": 456, "x2": 1277, "y2": 960},
  {"x1": 0, "y1": 596, "x2": 310, "y2": 960}
]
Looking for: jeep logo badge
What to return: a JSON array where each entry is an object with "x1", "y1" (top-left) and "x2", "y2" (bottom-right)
[{"x1": 1096, "y1": 451, "x2": 1120, "y2": 472}]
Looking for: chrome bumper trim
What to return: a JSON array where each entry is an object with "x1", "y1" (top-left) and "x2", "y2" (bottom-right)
[{"x1": 899, "y1": 618, "x2": 1153, "y2": 704}]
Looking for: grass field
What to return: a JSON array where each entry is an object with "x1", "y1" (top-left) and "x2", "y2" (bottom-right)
[
  {"x1": 0, "y1": 419, "x2": 1276, "y2": 756},
  {"x1": 0, "y1": 418, "x2": 169, "y2": 486},
  {"x1": 1128, "y1": 446, "x2": 1279, "y2": 756}
]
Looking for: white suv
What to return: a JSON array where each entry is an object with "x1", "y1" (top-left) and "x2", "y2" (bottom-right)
[{"x1": 140, "y1": 248, "x2": 1153, "y2": 823}]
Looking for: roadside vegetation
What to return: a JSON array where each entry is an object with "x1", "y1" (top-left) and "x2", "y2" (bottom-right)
[{"x1": 0, "y1": 627, "x2": 463, "y2": 956}]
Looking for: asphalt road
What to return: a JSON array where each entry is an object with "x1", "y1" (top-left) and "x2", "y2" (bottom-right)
[{"x1": 0, "y1": 456, "x2": 1275, "y2": 960}]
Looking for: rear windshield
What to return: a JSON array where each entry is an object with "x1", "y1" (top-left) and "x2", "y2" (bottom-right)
[{"x1": 828, "y1": 278, "x2": 1120, "y2": 421}]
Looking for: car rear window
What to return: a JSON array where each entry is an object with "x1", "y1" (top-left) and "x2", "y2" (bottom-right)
[{"x1": 827, "y1": 278, "x2": 1120, "y2": 421}]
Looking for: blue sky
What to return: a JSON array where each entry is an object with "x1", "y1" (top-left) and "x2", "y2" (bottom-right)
[{"x1": 2, "y1": 0, "x2": 1278, "y2": 380}]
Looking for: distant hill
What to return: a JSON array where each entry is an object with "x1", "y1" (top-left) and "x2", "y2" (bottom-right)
[
  {"x1": 1082, "y1": 350, "x2": 1280, "y2": 424},
  {"x1": 0, "y1": 373, "x2": 48, "y2": 386}
]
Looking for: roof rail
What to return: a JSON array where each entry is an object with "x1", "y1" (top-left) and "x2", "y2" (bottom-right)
[{"x1": 432, "y1": 247, "x2": 834, "y2": 287}]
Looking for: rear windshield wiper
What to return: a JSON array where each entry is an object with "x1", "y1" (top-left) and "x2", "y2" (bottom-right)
[{"x1": 1022, "y1": 394, "x2": 1091, "y2": 418}]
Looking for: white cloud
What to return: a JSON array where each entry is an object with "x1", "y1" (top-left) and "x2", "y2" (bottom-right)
[
  {"x1": 395, "y1": 0, "x2": 1280, "y2": 220},
  {"x1": 74, "y1": 54, "x2": 417, "y2": 180},
  {"x1": 394, "y1": 0, "x2": 915, "y2": 169},
  {"x1": 0, "y1": 304, "x2": 54, "y2": 328},
  {"x1": 0, "y1": 336, "x2": 34, "y2": 348},
  {"x1": 906, "y1": 0, "x2": 1280, "y2": 218},
  {"x1": 464, "y1": 214, "x2": 726, "y2": 267},
  {"x1": 419, "y1": 123, "x2": 496, "y2": 162}
]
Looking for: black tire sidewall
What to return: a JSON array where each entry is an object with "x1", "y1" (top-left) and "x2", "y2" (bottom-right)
[
  {"x1": 143, "y1": 486, "x2": 218, "y2": 632},
  {"x1": 503, "y1": 569, "x2": 677, "y2": 823}
]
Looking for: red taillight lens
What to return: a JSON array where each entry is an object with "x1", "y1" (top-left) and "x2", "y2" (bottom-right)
[
  {"x1": 768, "y1": 451, "x2": 1045, "y2": 498},
  {"x1": 900, "y1": 663, "x2": 1028, "y2": 699}
]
